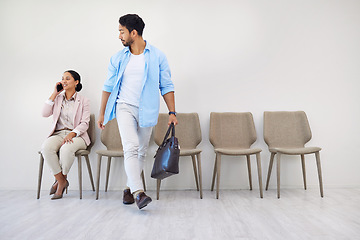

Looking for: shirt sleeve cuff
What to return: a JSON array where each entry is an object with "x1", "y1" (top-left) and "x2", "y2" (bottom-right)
[
  {"x1": 103, "y1": 85, "x2": 113, "y2": 92},
  {"x1": 161, "y1": 87, "x2": 175, "y2": 96},
  {"x1": 45, "y1": 99, "x2": 54, "y2": 106},
  {"x1": 72, "y1": 130, "x2": 80, "y2": 137}
]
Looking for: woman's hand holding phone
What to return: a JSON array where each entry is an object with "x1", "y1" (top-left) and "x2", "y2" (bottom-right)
[
  {"x1": 56, "y1": 82, "x2": 64, "y2": 93},
  {"x1": 49, "y1": 82, "x2": 63, "y2": 101},
  {"x1": 56, "y1": 82, "x2": 63, "y2": 92}
]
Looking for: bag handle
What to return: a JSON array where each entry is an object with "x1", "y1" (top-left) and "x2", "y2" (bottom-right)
[
  {"x1": 154, "y1": 123, "x2": 177, "y2": 158},
  {"x1": 161, "y1": 123, "x2": 175, "y2": 144}
]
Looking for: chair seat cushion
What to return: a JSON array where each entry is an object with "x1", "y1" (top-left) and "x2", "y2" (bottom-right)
[
  {"x1": 96, "y1": 149, "x2": 124, "y2": 157},
  {"x1": 180, "y1": 148, "x2": 202, "y2": 156},
  {"x1": 39, "y1": 150, "x2": 91, "y2": 156},
  {"x1": 214, "y1": 148, "x2": 262, "y2": 155},
  {"x1": 269, "y1": 147, "x2": 321, "y2": 155},
  {"x1": 75, "y1": 150, "x2": 90, "y2": 156}
]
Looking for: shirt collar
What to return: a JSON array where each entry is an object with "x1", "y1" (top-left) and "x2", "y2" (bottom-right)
[
  {"x1": 63, "y1": 92, "x2": 77, "y2": 102},
  {"x1": 144, "y1": 40, "x2": 150, "y2": 51},
  {"x1": 124, "y1": 40, "x2": 150, "y2": 54}
]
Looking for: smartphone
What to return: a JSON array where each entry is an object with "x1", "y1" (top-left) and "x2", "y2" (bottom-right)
[{"x1": 56, "y1": 83, "x2": 63, "y2": 92}]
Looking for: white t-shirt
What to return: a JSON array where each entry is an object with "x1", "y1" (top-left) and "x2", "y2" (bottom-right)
[{"x1": 117, "y1": 53, "x2": 145, "y2": 107}]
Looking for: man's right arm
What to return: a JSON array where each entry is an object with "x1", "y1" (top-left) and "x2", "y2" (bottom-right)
[
  {"x1": 98, "y1": 53, "x2": 121, "y2": 129},
  {"x1": 97, "y1": 91, "x2": 111, "y2": 129}
]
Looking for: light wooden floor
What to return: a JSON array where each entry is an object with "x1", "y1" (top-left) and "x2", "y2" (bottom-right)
[{"x1": 1, "y1": 188, "x2": 360, "y2": 240}]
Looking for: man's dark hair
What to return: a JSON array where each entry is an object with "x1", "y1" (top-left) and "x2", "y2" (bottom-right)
[{"x1": 119, "y1": 14, "x2": 145, "y2": 36}]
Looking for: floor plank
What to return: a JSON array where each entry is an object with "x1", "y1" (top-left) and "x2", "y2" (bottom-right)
[{"x1": 0, "y1": 189, "x2": 359, "y2": 240}]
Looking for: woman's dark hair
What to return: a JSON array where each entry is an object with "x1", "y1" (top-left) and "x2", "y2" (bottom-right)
[
  {"x1": 119, "y1": 14, "x2": 145, "y2": 36},
  {"x1": 65, "y1": 70, "x2": 82, "y2": 92}
]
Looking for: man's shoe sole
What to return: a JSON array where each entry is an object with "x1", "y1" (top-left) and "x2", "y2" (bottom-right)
[{"x1": 137, "y1": 197, "x2": 152, "y2": 209}]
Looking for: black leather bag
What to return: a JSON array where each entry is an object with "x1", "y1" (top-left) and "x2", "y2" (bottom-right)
[{"x1": 151, "y1": 123, "x2": 180, "y2": 180}]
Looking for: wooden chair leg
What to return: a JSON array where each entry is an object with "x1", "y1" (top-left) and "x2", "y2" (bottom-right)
[
  {"x1": 78, "y1": 156, "x2": 82, "y2": 199},
  {"x1": 84, "y1": 155, "x2": 95, "y2": 191},
  {"x1": 96, "y1": 155, "x2": 102, "y2": 200},
  {"x1": 256, "y1": 153, "x2": 263, "y2": 198},
  {"x1": 211, "y1": 155, "x2": 217, "y2": 191},
  {"x1": 156, "y1": 179, "x2": 161, "y2": 200},
  {"x1": 196, "y1": 153, "x2": 203, "y2": 199},
  {"x1": 265, "y1": 152, "x2": 276, "y2": 190},
  {"x1": 191, "y1": 155, "x2": 200, "y2": 191},
  {"x1": 105, "y1": 157, "x2": 112, "y2": 192},
  {"x1": 276, "y1": 153, "x2": 281, "y2": 199},
  {"x1": 301, "y1": 154, "x2": 307, "y2": 190},
  {"x1": 246, "y1": 155, "x2": 252, "y2": 190},
  {"x1": 37, "y1": 153, "x2": 44, "y2": 199},
  {"x1": 216, "y1": 153, "x2": 222, "y2": 199},
  {"x1": 315, "y1": 152, "x2": 324, "y2": 197},
  {"x1": 141, "y1": 171, "x2": 146, "y2": 192}
]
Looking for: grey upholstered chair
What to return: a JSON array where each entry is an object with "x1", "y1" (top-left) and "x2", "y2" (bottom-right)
[
  {"x1": 37, "y1": 114, "x2": 96, "y2": 199},
  {"x1": 209, "y1": 112, "x2": 263, "y2": 199},
  {"x1": 154, "y1": 113, "x2": 203, "y2": 199},
  {"x1": 263, "y1": 111, "x2": 324, "y2": 198},
  {"x1": 95, "y1": 118, "x2": 146, "y2": 200}
]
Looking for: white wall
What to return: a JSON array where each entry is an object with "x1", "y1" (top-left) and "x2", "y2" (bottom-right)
[{"x1": 1, "y1": 0, "x2": 359, "y2": 191}]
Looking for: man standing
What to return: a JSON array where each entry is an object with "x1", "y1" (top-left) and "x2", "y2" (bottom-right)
[{"x1": 98, "y1": 14, "x2": 177, "y2": 209}]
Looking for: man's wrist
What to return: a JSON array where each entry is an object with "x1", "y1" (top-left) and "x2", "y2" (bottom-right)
[{"x1": 169, "y1": 111, "x2": 177, "y2": 116}]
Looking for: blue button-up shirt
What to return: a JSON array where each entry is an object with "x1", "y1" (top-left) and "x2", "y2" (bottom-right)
[{"x1": 103, "y1": 42, "x2": 174, "y2": 127}]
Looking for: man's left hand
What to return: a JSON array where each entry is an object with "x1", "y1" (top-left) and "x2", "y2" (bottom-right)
[{"x1": 168, "y1": 114, "x2": 178, "y2": 126}]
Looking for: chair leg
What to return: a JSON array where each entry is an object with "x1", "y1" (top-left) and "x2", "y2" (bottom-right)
[
  {"x1": 246, "y1": 155, "x2": 252, "y2": 190},
  {"x1": 78, "y1": 156, "x2": 82, "y2": 199},
  {"x1": 84, "y1": 155, "x2": 95, "y2": 191},
  {"x1": 141, "y1": 171, "x2": 146, "y2": 192},
  {"x1": 156, "y1": 179, "x2": 161, "y2": 200},
  {"x1": 265, "y1": 152, "x2": 276, "y2": 190},
  {"x1": 191, "y1": 155, "x2": 200, "y2": 191},
  {"x1": 105, "y1": 157, "x2": 112, "y2": 192},
  {"x1": 196, "y1": 153, "x2": 203, "y2": 199},
  {"x1": 301, "y1": 154, "x2": 307, "y2": 190},
  {"x1": 256, "y1": 153, "x2": 263, "y2": 198},
  {"x1": 96, "y1": 155, "x2": 102, "y2": 200},
  {"x1": 216, "y1": 153, "x2": 222, "y2": 199},
  {"x1": 37, "y1": 153, "x2": 44, "y2": 199},
  {"x1": 276, "y1": 153, "x2": 281, "y2": 199},
  {"x1": 211, "y1": 154, "x2": 217, "y2": 191},
  {"x1": 315, "y1": 152, "x2": 324, "y2": 197}
]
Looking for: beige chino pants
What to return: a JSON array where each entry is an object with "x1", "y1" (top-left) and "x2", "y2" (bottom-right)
[
  {"x1": 41, "y1": 130, "x2": 87, "y2": 175},
  {"x1": 116, "y1": 103, "x2": 153, "y2": 193}
]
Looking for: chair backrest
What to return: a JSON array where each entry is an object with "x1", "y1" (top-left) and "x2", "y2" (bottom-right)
[
  {"x1": 263, "y1": 111, "x2": 312, "y2": 148},
  {"x1": 154, "y1": 113, "x2": 202, "y2": 149},
  {"x1": 209, "y1": 112, "x2": 257, "y2": 149},
  {"x1": 86, "y1": 114, "x2": 96, "y2": 151},
  {"x1": 101, "y1": 118, "x2": 123, "y2": 151}
]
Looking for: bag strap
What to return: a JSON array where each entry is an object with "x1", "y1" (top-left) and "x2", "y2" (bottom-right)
[
  {"x1": 171, "y1": 123, "x2": 175, "y2": 137},
  {"x1": 161, "y1": 123, "x2": 175, "y2": 144}
]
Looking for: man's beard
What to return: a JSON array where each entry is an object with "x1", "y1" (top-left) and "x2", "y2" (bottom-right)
[{"x1": 122, "y1": 39, "x2": 134, "y2": 47}]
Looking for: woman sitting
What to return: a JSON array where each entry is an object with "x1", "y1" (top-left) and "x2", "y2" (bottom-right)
[{"x1": 41, "y1": 70, "x2": 90, "y2": 200}]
